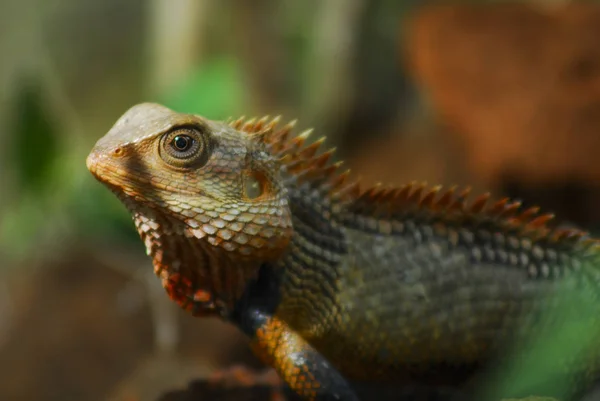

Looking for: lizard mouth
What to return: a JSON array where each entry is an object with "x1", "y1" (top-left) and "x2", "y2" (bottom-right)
[
  {"x1": 86, "y1": 149, "x2": 151, "y2": 202},
  {"x1": 87, "y1": 149, "x2": 123, "y2": 190}
]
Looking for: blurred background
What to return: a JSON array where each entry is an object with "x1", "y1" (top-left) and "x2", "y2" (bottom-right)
[{"x1": 1, "y1": 0, "x2": 600, "y2": 400}]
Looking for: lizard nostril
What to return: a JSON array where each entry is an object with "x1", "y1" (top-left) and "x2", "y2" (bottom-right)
[{"x1": 112, "y1": 147, "x2": 123, "y2": 157}]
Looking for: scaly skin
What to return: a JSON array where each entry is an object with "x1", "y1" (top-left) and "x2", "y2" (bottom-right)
[{"x1": 87, "y1": 103, "x2": 600, "y2": 401}]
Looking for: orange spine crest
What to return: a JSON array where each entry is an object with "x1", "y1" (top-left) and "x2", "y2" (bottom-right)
[{"x1": 231, "y1": 115, "x2": 600, "y2": 253}]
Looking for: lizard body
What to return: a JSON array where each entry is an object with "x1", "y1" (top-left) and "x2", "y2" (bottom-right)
[{"x1": 87, "y1": 103, "x2": 600, "y2": 401}]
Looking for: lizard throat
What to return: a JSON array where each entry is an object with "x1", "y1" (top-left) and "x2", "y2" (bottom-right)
[{"x1": 123, "y1": 197, "x2": 263, "y2": 317}]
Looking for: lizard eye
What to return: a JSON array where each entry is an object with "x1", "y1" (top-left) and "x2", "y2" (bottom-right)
[
  {"x1": 159, "y1": 127, "x2": 210, "y2": 168},
  {"x1": 172, "y1": 135, "x2": 194, "y2": 153}
]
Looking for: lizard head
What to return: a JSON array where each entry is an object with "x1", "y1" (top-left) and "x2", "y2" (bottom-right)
[{"x1": 86, "y1": 103, "x2": 294, "y2": 316}]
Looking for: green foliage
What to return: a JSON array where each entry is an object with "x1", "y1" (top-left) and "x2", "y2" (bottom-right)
[
  {"x1": 161, "y1": 57, "x2": 245, "y2": 120},
  {"x1": 9, "y1": 77, "x2": 60, "y2": 195},
  {"x1": 0, "y1": 77, "x2": 61, "y2": 260},
  {"x1": 0, "y1": 74, "x2": 142, "y2": 261},
  {"x1": 478, "y1": 283, "x2": 600, "y2": 401},
  {"x1": 74, "y1": 175, "x2": 141, "y2": 244}
]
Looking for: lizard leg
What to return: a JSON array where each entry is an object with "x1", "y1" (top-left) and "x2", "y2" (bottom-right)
[{"x1": 247, "y1": 311, "x2": 360, "y2": 401}]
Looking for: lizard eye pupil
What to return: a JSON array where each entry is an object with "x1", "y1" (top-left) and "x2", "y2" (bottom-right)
[{"x1": 172, "y1": 135, "x2": 192, "y2": 151}]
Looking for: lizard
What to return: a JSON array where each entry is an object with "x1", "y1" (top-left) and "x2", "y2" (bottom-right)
[{"x1": 86, "y1": 103, "x2": 600, "y2": 401}]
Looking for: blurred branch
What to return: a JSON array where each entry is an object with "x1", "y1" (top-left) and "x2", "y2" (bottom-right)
[
  {"x1": 0, "y1": 282, "x2": 14, "y2": 350},
  {"x1": 148, "y1": 0, "x2": 209, "y2": 96},
  {"x1": 106, "y1": 355, "x2": 213, "y2": 401},
  {"x1": 89, "y1": 243, "x2": 181, "y2": 355},
  {"x1": 303, "y1": 0, "x2": 365, "y2": 138},
  {"x1": 145, "y1": 269, "x2": 181, "y2": 355},
  {"x1": 230, "y1": 0, "x2": 290, "y2": 114}
]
